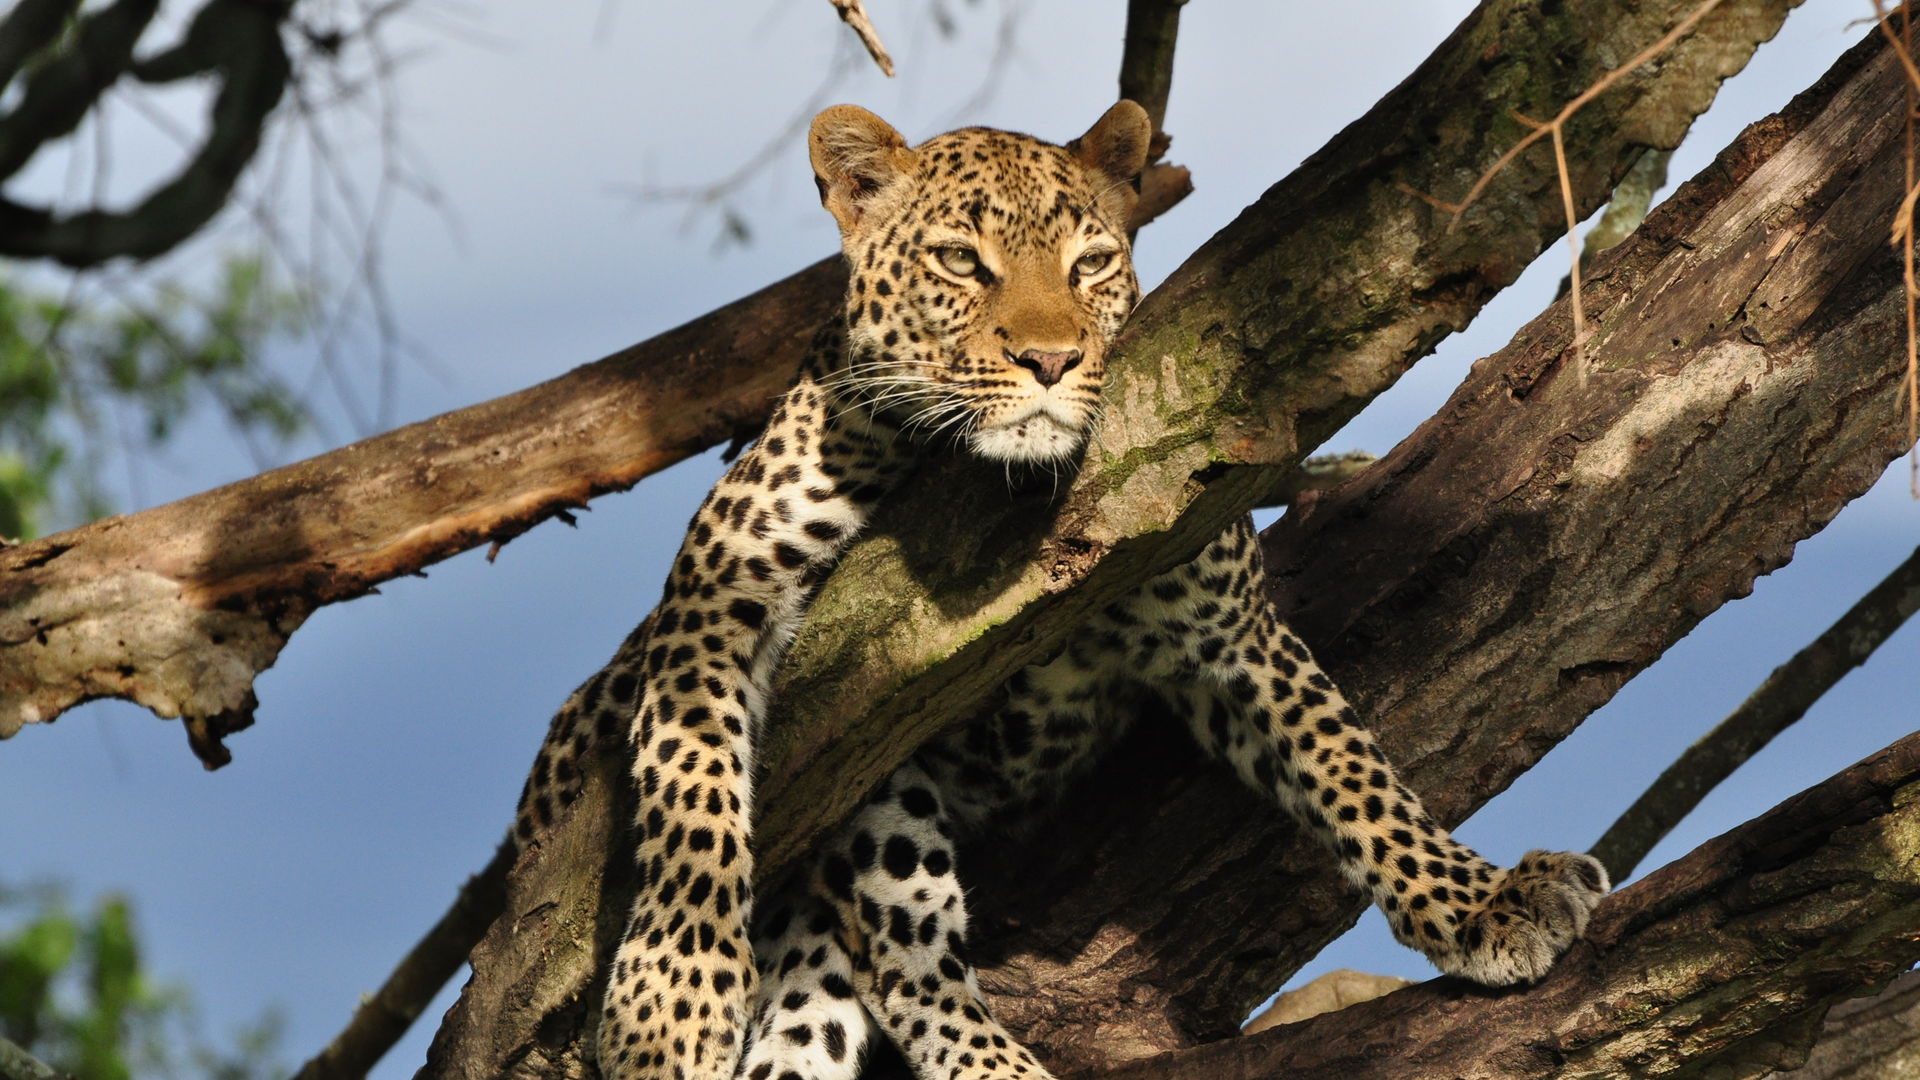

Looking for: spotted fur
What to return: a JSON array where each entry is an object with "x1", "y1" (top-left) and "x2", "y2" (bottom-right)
[{"x1": 514, "y1": 101, "x2": 1608, "y2": 1080}]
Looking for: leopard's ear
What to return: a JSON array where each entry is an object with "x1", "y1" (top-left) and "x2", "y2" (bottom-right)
[
  {"x1": 1069, "y1": 101, "x2": 1151, "y2": 224},
  {"x1": 810, "y1": 105, "x2": 916, "y2": 237}
]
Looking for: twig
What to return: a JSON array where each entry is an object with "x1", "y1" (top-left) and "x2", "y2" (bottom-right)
[
  {"x1": 291, "y1": 839, "x2": 516, "y2": 1080},
  {"x1": 829, "y1": 0, "x2": 895, "y2": 77},
  {"x1": 1431, "y1": 0, "x2": 1726, "y2": 367},
  {"x1": 1590, "y1": 543, "x2": 1920, "y2": 882}
]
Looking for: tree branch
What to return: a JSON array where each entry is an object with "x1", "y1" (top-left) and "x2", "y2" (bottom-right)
[
  {"x1": 1093, "y1": 730, "x2": 1920, "y2": 1080},
  {"x1": 828, "y1": 0, "x2": 894, "y2": 78},
  {"x1": 423, "y1": 3, "x2": 1819, "y2": 1075},
  {"x1": 291, "y1": 839, "x2": 516, "y2": 1080},
  {"x1": 0, "y1": 1037, "x2": 65, "y2": 1080},
  {"x1": 1593, "y1": 542, "x2": 1920, "y2": 881},
  {"x1": 0, "y1": 168, "x2": 1188, "y2": 752},
  {"x1": 0, "y1": 0, "x2": 294, "y2": 267},
  {"x1": 0, "y1": 0, "x2": 158, "y2": 180},
  {"x1": 1118, "y1": 0, "x2": 1186, "y2": 161},
  {"x1": 0, "y1": 0, "x2": 81, "y2": 93}
]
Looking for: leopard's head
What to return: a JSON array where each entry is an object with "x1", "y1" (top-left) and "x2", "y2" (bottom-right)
[{"x1": 809, "y1": 101, "x2": 1151, "y2": 464}]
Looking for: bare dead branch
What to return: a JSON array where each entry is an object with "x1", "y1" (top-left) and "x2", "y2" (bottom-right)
[
  {"x1": 291, "y1": 839, "x2": 516, "y2": 1080},
  {"x1": 1591, "y1": 542, "x2": 1920, "y2": 881},
  {"x1": 1118, "y1": 0, "x2": 1187, "y2": 157},
  {"x1": 830, "y1": 0, "x2": 896, "y2": 76}
]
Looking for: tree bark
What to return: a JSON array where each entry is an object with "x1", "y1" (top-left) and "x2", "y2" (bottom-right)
[
  {"x1": 423, "y1": 3, "x2": 1831, "y2": 1077},
  {"x1": 1092, "y1": 730, "x2": 1920, "y2": 1080},
  {"x1": 1768, "y1": 970, "x2": 1920, "y2": 1080}
]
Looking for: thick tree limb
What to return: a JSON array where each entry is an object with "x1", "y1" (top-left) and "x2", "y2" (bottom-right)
[
  {"x1": 1093, "y1": 730, "x2": 1920, "y2": 1080},
  {"x1": 1593, "y1": 542, "x2": 1920, "y2": 881},
  {"x1": 423, "y1": 3, "x2": 1815, "y2": 1077},
  {"x1": 0, "y1": 164, "x2": 1190, "y2": 757},
  {"x1": 964, "y1": 33, "x2": 1914, "y2": 1067}
]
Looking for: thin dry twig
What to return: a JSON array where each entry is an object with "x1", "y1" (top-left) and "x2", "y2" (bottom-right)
[
  {"x1": 830, "y1": 0, "x2": 895, "y2": 77},
  {"x1": 1873, "y1": 0, "x2": 1920, "y2": 491},
  {"x1": 1425, "y1": 0, "x2": 1726, "y2": 366}
]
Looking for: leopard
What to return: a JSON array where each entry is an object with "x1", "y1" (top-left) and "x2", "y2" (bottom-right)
[{"x1": 512, "y1": 100, "x2": 1610, "y2": 1080}]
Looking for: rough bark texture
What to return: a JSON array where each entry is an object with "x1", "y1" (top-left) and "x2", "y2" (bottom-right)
[
  {"x1": 1091, "y1": 731, "x2": 1920, "y2": 1080},
  {"x1": 1769, "y1": 970, "x2": 1920, "y2": 1080},
  {"x1": 423, "y1": 3, "x2": 1824, "y2": 1077},
  {"x1": 965, "y1": 33, "x2": 1912, "y2": 1069},
  {"x1": 0, "y1": 167, "x2": 1186, "y2": 757}
]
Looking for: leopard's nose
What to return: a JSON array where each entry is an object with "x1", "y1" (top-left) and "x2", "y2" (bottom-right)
[{"x1": 1009, "y1": 348, "x2": 1082, "y2": 388}]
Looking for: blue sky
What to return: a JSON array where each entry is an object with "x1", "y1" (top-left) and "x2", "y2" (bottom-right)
[{"x1": 2, "y1": 2, "x2": 1909, "y2": 1076}]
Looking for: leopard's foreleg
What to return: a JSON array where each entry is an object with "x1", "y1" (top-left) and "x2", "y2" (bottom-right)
[{"x1": 1126, "y1": 518, "x2": 1610, "y2": 985}]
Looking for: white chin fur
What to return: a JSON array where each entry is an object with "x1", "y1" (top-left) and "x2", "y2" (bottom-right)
[{"x1": 967, "y1": 416, "x2": 1086, "y2": 463}]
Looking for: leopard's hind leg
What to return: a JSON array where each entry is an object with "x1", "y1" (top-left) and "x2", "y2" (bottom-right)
[{"x1": 741, "y1": 889, "x2": 877, "y2": 1080}]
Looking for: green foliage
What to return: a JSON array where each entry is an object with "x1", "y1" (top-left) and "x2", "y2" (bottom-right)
[
  {"x1": 0, "y1": 884, "x2": 285, "y2": 1080},
  {"x1": 0, "y1": 255, "x2": 308, "y2": 541}
]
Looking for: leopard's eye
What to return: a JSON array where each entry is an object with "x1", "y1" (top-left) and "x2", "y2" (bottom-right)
[
  {"x1": 1074, "y1": 249, "x2": 1116, "y2": 276},
  {"x1": 935, "y1": 246, "x2": 980, "y2": 277}
]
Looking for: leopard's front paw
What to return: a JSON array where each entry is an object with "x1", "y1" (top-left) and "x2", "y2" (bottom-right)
[{"x1": 1434, "y1": 849, "x2": 1609, "y2": 986}]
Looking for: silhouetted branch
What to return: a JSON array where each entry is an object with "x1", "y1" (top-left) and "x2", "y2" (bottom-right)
[
  {"x1": 0, "y1": 0, "x2": 81, "y2": 93},
  {"x1": 1591, "y1": 542, "x2": 1920, "y2": 881},
  {"x1": 1118, "y1": 0, "x2": 1186, "y2": 156},
  {"x1": 0, "y1": 0, "x2": 291, "y2": 267},
  {"x1": 292, "y1": 839, "x2": 517, "y2": 1080}
]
